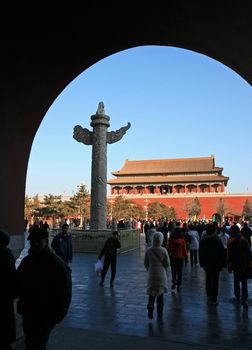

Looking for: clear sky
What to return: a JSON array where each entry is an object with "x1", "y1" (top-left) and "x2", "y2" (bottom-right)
[{"x1": 26, "y1": 45, "x2": 252, "y2": 197}]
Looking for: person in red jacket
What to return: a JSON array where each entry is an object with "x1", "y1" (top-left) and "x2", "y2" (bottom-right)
[{"x1": 167, "y1": 227, "x2": 188, "y2": 291}]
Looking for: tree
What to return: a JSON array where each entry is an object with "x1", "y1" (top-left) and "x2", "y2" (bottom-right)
[
  {"x1": 24, "y1": 194, "x2": 42, "y2": 224},
  {"x1": 129, "y1": 202, "x2": 145, "y2": 219},
  {"x1": 69, "y1": 184, "x2": 90, "y2": 227},
  {"x1": 147, "y1": 201, "x2": 167, "y2": 220},
  {"x1": 242, "y1": 199, "x2": 252, "y2": 221},
  {"x1": 111, "y1": 196, "x2": 144, "y2": 220},
  {"x1": 24, "y1": 195, "x2": 34, "y2": 221},
  {"x1": 38, "y1": 194, "x2": 63, "y2": 227},
  {"x1": 147, "y1": 201, "x2": 176, "y2": 220},
  {"x1": 184, "y1": 197, "x2": 201, "y2": 220},
  {"x1": 215, "y1": 198, "x2": 227, "y2": 223},
  {"x1": 166, "y1": 206, "x2": 177, "y2": 220}
]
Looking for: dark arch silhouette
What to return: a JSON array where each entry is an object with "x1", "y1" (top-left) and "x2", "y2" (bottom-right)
[{"x1": 1, "y1": 3, "x2": 252, "y2": 251}]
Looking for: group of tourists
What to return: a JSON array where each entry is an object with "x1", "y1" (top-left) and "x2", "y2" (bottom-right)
[
  {"x1": 2, "y1": 217, "x2": 252, "y2": 348},
  {"x1": 144, "y1": 220, "x2": 252, "y2": 319},
  {"x1": 0, "y1": 223, "x2": 73, "y2": 350}
]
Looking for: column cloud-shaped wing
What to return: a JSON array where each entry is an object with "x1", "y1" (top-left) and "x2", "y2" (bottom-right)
[
  {"x1": 73, "y1": 125, "x2": 93, "y2": 145},
  {"x1": 106, "y1": 122, "x2": 131, "y2": 144}
]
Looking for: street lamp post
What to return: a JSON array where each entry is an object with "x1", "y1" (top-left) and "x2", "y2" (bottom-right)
[{"x1": 144, "y1": 198, "x2": 148, "y2": 221}]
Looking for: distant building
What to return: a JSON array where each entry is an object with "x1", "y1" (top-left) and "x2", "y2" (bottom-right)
[
  {"x1": 108, "y1": 156, "x2": 229, "y2": 195},
  {"x1": 108, "y1": 156, "x2": 251, "y2": 221}
]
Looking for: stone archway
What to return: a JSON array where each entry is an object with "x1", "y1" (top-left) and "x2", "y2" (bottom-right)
[{"x1": 1, "y1": 4, "x2": 252, "y2": 253}]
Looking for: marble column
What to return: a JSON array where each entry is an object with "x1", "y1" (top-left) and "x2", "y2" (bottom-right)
[
  {"x1": 73, "y1": 102, "x2": 131, "y2": 230},
  {"x1": 90, "y1": 113, "x2": 110, "y2": 230}
]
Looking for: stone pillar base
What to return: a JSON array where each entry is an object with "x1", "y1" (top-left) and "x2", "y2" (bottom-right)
[{"x1": 50, "y1": 229, "x2": 140, "y2": 254}]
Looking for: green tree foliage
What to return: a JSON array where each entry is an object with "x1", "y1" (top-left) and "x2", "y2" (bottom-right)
[
  {"x1": 39, "y1": 194, "x2": 63, "y2": 217},
  {"x1": 68, "y1": 184, "x2": 90, "y2": 226},
  {"x1": 147, "y1": 201, "x2": 176, "y2": 220},
  {"x1": 184, "y1": 197, "x2": 201, "y2": 219},
  {"x1": 24, "y1": 195, "x2": 34, "y2": 219},
  {"x1": 167, "y1": 206, "x2": 177, "y2": 220},
  {"x1": 130, "y1": 202, "x2": 145, "y2": 219},
  {"x1": 242, "y1": 199, "x2": 252, "y2": 221},
  {"x1": 24, "y1": 194, "x2": 42, "y2": 222},
  {"x1": 24, "y1": 185, "x2": 91, "y2": 227},
  {"x1": 111, "y1": 196, "x2": 144, "y2": 219}
]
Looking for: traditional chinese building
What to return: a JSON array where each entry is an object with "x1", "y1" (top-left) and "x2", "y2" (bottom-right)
[
  {"x1": 107, "y1": 156, "x2": 252, "y2": 221},
  {"x1": 108, "y1": 156, "x2": 229, "y2": 195}
]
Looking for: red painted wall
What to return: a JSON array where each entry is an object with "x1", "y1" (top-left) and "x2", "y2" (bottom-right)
[{"x1": 112, "y1": 194, "x2": 252, "y2": 220}]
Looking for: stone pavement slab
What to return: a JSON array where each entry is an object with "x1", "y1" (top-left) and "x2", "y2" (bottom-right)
[
  {"x1": 15, "y1": 326, "x2": 247, "y2": 350},
  {"x1": 15, "y1": 234, "x2": 252, "y2": 350}
]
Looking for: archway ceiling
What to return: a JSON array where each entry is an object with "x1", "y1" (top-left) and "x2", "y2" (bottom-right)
[
  {"x1": 3, "y1": 3, "x2": 252, "y2": 96},
  {"x1": 2, "y1": 3, "x2": 252, "y2": 150},
  {"x1": 1, "y1": 2, "x2": 252, "y2": 234}
]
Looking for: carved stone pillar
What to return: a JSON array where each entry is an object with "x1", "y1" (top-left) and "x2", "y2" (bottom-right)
[
  {"x1": 90, "y1": 113, "x2": 110, "y2": 230},
  {"x1": 73, "y1": 102, "x2": 131, "y2": 230}
]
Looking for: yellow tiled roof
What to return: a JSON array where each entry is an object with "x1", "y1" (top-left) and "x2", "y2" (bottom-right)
[{"x1": 111, "y1": 156, "x2": 222, "y2": 176}]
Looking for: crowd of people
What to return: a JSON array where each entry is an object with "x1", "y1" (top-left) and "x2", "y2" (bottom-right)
[
  {"x1": 1, "y1": 217, "x2": 252, "y2": 348},
  {"x1": 143, "y1": 219, "x2": 252, "y2": 319}
]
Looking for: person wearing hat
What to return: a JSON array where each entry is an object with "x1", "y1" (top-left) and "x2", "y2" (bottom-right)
[
  {"x1": 98, "y1": 230, "x2": 121, "y2": 287},
  {"x1": 0, "y1": 228, "x2": 16, "y2": 350},
  {"x1": 16, "y1": 227, "x2": 72, "y2": 350}
]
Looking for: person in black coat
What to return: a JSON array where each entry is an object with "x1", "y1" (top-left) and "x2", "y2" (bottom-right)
[
  {"x1": 241, "y1": 222, "x2": 252, "y2": 247},
  {"x1": 16, "y1": 227, "x2": 72, "y2": 350},
  {"x1": 0, "y1": 228, "x2": 16, "y2": 350},
  {"x1": 227, "y1": 224, "x2": 252, "y2": 309},
  {"x1": 199, "y1": 224, "x2": 226, "y2": 305},
  {"x1": 51, "y1": 223, "x2": 73, "y2": 266},
  {"x1": 159, "y1": 221, "x2": 169, "y2": 247},
  {"x1": 98, "y1": 231, "x2": 121, "y2": 287}
]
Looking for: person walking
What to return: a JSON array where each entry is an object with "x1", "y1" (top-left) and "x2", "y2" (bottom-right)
[
  {"x1": 0, "y1": 228, "x2": 16, "y2": 350},
  {"x1": 241, "y1": 222, "x2": 252, "y2": 247},
  {"x1": 146, "y1": 222, "x2": 157, "y2": 248},
  {"x1": 199, "y1": 224, "x2": 226, "y2": 305},
  {"x1": 167, "y1": 227, "x2": 188, "y2": 291},
  {"x1": 98, "y1": 230, "x2": 121, "y2": 287},
  {"x1": 218, "y1": 224, "x2": 230, "y2": 266},
  {"x1": 188, "y1": 223, "x2": 200, "y2": 267},
  {"x1": 159, "y1": 221, "x2": 169, "y2": 248},
  {"x1": 181, "y1": 222, "x2": 190, "y2": 262},
  {"x1": 51, "y1": 223, "x2": 73, "y2": 267},
  {"x1": 144, "y1": 231, "x2": 170, "y2": 319},
  {"x1": 227, "y1": 224, "x2": 252, "y2": 309},
  {"x1": 16, "y1": 227, "x2": 72, "y2": 350}
]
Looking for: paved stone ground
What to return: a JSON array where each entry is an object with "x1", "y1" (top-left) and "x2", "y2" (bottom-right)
[{"x1": 15, "y1": 234, "x2": 252, "y2": 350}]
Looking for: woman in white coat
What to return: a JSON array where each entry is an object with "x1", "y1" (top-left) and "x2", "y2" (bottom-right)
[
  {"x1": 144, "y1": 231, "x2": 170, "y2": 319},
  {"x1": 188, "y1": 224, "x2": 200, "y2": 267}
]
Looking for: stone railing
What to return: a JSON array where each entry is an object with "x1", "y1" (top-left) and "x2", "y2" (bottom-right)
[{"x1": 49, "y1": 228, "x2": 140, "y2": 254}]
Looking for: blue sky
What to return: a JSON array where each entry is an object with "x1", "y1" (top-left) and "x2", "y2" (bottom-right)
[{"x1": 26, "y1": 46, "x2": 252, "y2": 197}]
